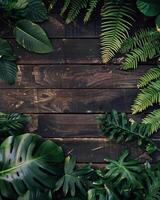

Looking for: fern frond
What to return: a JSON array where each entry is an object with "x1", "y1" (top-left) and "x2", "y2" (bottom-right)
[
  {"x1": 60, "y1": 0, "x2": 71, "y2": 16},
  {"x1": 97, "y1": 110, "x2": 157, "y2": 153},
  {"x1": 65, "y1": 0, "x2": 88, "y2": 24},
  {"x1": 143, "y1": 109, "x2": 160, "y2": 134},
  {"x1": 84, "y1": 0, "x2": 99, "y2": 23},
  {"x1": 121, "y1": 28, "x2": 159, "y2": 54},
  {"x1": 138, "y1": 67, "x2": 160, "y2": 88},
  {"x1": 132, "y1": 80, "x2": 160, "y2": 114},
  {"x1": 123, "y1": 41, "x2": 160, "y2": 70},
  {"x1": 100, "y1": 0, "x2": 135, "y2": 63}
]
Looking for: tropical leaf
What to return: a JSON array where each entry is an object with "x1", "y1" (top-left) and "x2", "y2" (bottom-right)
[
  {"x1": 0, "y1": 112, "x2": 30, "y2": 139},
  {"x1": 84, "y1": 0, "x2": 100, "y2": 23},
  {"x1": 97, "y1": 110, "x2": 157, "y2": 153},
  {"x1": 100, "y1": 0, "x2": 135, "y2": 63},
  {"x1": 138, "y1": 66, "x2": 160, "y2": 88},
  {"x1": 121, "y1": 29, "x2": 160, "y2": 69},
  {"x1": 18, "y1": 0, "x2": 48, "y2": 22},
  {"x1": 143, "y1": 109, "x2": 160, "y2": 134},
  {"x1": 136, "y1": 0, "x2": 160, "y2": 17},
  {"x1": 18, "y1": 190, "x2": 53, "y2": 200},
  {"x1": 65, "y1": 0, "x2": 88, "y2": 24},
  {"x1": 132, "y1": 80, "x2": 160, "y2": 114},
  {"x1": 55, "y1": 156, "x2": 93, "y2": 197},
  {"x1": 0, "y1": 59, "x2": 17, "y2": 84},
  {"x1": 104, "y1": 150, "x2": 143, "y2": 190},
  {"x1": 0, "y1": 133, "x2": 64, "y2": 199},
  {"x1": 14, "y1": 19, "x2": 53, "y2": 53}
]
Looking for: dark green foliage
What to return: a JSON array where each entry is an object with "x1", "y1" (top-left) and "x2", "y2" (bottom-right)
[
  {"x1": 55, "y1": 156, "x2": 93, "y2": 197},
  {"x1": 0, "y1": 133, "x2": 64, "y2": 199},
  {"x1": 101, "y1": 0, "x2": 135, "y2": 63},
  {"x1": 132, "y1": 66, "x2": 160, "y2": 133},
  {"x1": 0, "y1": 0, "x2": 52, "y2": 84},
  {"x1": 97, "y1": 110, "x2": 158, "y2": 153},
  {"x1": 121, "y1": 29, "x2": 160, "y2": 69},
  {"x1": 18, "y1": 190, "x2": 53, "y2": 200},
  {"x1": 0, "y1": 112, "x2": 30, "y2": 139}
]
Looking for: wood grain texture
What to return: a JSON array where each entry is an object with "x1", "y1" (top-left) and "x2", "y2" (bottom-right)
[
  {"x1": 0, "y1": 89, "x2": 38, "y2": 112},
  {"x1": 37, "y1": 113, "x2": 145, "y2": 138},
  {"x1": 0, "y1": 65, "x2": 149, "y2": 89},
  {"x1": 52, "y1": 138, "x2": 151, "y2": 163},
  {"x1": 37, "y1": 89, "x2": 137, "y2": 113}
]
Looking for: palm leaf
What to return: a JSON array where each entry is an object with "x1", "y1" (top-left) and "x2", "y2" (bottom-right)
[
  {"x1": 0, "y1": 133, "x2": 64, "y2": 199},
  {"x1": 100, "y1": 0, "x2": 135, "y2": 63}
]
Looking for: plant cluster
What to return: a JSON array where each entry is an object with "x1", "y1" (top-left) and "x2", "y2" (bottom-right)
[
  {"x1": 0, "y1": 112, "x2": 159, "y2": 200},
  {"x1": 0, "y1": 0, "x2": 53, "y2": 84}
]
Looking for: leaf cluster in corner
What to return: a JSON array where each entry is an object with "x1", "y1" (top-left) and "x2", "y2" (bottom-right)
[{"x1": 97, "y1": 110, "x2": 158, "y2": 154}]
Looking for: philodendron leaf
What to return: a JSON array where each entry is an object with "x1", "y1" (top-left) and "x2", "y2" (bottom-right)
[
  {"x1": 14, "y1": 20, "x2": 53, "y2": 53},
  {"x1": 136, "y1": 0, "x2": 160, "y2": 16},
  {"x1": 0, "y1": 133, "x2": 65, "y2": 199},
  {"x1": 18, "y1": 190, "x2": 53, "y2": 200}
]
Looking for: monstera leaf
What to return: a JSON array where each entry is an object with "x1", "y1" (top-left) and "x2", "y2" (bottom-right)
[
  {"x1": 136, "y1": 0, "x2": 160, "y2": 16},
  {"x1": 14, "y1": 20, "x2": 53, "y2": 53},
  {"x1": 0, "y1": 133, "x2": 65, "y2": 199},
  {"x1": 18, "y1": 190, "x2": 53, "y2": 200},
  {"x1": 55, "y1": 156, "x2": 93, "y2": 197}
]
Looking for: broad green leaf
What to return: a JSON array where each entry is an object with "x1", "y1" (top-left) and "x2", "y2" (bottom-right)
[
  {"x1": 18, "y1": 0, "x2": 48, "y2": 22},
  {"x1": 136, "y1": 0, "x2": 160, "y2": 16},
  {"x1": 0, "y1": 133, "x2": 64, "y2": 199},
  {"x1": 14, "y1": 20, "x2": 53, "y2": 53},
  {"x1": 0, "y1": 59, "x2": 17, "y2": 84},
  {"x1": 0, "y1": 38, "x2": 13, "y2": 57},
  {"x1": 18, "y1": 190, "x2": 53, "y2": 200},
  {"x1": 13, "y1": 0, "x2": 28, "y2": 9}
]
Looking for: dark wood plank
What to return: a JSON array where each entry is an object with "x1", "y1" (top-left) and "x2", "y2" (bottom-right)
[
  {"x1": 37, "y1": 114, "x2": 100, "y2": 137},
  {"x1": 0, "y1": 88, "x2": 136, "y2": 113},
  {"x1": 0, "y1": 65, "x2": 149, "y2": 89},
  {"x1": 0, "y1": 89, "x2": 38, "y2": 113},
  {"x1": 52, "y1": 138, "x2": 151, "y2": 163},
  {"x1": 11, "y1": 39, "x2": 101, "y2": 64},
  {"x1": 37, "y1": 113, "x2": 144, "y2": 138},
  {"x1": 37, "y1": 88, "x2": 137, "y2": 113}
]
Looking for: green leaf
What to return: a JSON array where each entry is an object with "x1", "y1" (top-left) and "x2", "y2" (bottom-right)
[
  {"x1": 55, "y1": 156, "x2": 93, "y2": 197},
  {"x1": 0, "y1": 113, "x2": 30, "y2": 139},
  {"x1": 14, "y1": 20, "x2": 53, "y2": 53},
  {"x1": 0, "y1": 38, "x2": 13, "y2": 57},
  {"x1": 19, "y1": 0, "x2": 48, "y2": 22},
  {"x1": 0, "y1": 133, "x2": 65, "y2": 199},
  {"x1": 104, "y1": 150, "x2": 143, "y2": 191},
  {"x1": 97, "y1": 110, "x2": 157, "y2": 153},
  {"x1": 18, "y1": 190, "x2": 53, "y2": 200},
  {"x1": 0, "y1": 0, "x2": 28, "y2": 10},
  {"x1": 101, "y1": 0, "x2": 135, "y2": 63},
  {"x1": 136, "y1": 0, "x2": 160, "y2": 16},
  {"x1": 0, "y1": 59, "x2": 17, "y2": 84}
]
